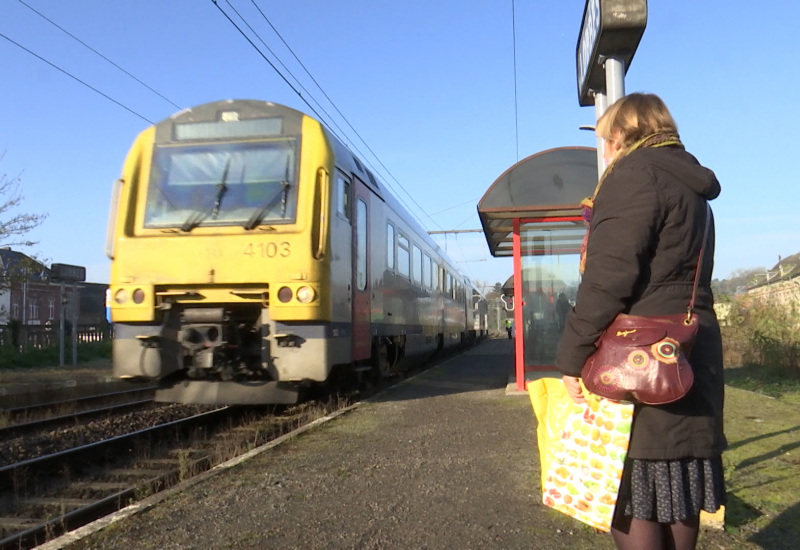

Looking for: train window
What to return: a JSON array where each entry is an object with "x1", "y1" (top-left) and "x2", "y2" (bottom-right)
[
  {"x1": 144, "y1": 139, "x2": 298, "y2": 229},
  {"x1": 412, "y1": 245, "x2": 422, "y2": 284},
  {"x1": 336, "y1": 173, "x2": 351, "y2": 221},
  {"x1": 397, "y1": 234, "x2": 410, "y2": 278},
  {"x1": 387, "y1": 223, "x2": 395, "y2": 270},
  {"x1": 366, "y1": 170, "x2": 379, "y2": 190},
  {"x1": 356, "y1": 199, "x2": 367, "y2": 291},
  {"x1": 423, "y1": 253, "x2": 431, "y2": 288}
]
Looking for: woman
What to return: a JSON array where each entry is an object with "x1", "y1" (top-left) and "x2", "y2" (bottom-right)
[{"x1": 555, "y1": 93, "x2": 726, "y2": 550}]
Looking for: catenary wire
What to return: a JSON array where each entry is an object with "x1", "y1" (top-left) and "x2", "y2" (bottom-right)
[
  {"x1": 15, "y1": 0, "x2": 182, "y2": 111},
  {"x1": 216, "y1": 1, "x2": 353, "y2": 152},
  {"x1": 243, "y1": 0, "x2": 440, "y2": 230},
  {"x1": 0, "y1": 31, "x2": 153, "y2": 124},
  {"x1": 212, "y1": 0, "x2": 444, "y2": 231}
]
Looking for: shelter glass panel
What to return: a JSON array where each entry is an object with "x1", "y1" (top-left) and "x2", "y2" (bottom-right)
[{"x1": 519, "y1": 225, "x2": 581, "y2": 367}]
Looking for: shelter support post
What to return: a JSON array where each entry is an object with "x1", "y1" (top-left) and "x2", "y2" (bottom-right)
[{"x1": 513, "y1": 218, "x2": 526, "y2": 391}]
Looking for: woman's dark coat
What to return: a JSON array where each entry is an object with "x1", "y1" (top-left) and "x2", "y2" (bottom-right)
[{"x1": 555, "y1": 146, "x2": 727, "y2": 460}]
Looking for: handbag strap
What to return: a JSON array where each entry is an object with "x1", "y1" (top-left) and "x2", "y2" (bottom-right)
[{"x1": 687, "y1": 203, "x2": 712, "y2": 320}]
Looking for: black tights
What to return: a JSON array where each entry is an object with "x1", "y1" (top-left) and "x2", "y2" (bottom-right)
[{"x1": 611, "y1": 514, "x2": 700, "y2": 550}]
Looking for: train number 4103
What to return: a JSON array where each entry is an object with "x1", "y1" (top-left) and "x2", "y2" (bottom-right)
[{"x1": 243, "y1": 242, "x2": 291, "y2": 258}]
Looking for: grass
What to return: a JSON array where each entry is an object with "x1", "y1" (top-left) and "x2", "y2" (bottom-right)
[
  {"x1": 724, "y1": 363, "x2": 800, "y2": 405},
  {"x1": 719, "y1": 362, "x2": 800, "y2": 548},
  {"x1": 0, "y1": 341, "x2": 111, "y2": 370}
]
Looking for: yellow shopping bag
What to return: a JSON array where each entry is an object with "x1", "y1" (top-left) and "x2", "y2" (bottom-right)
[{"x1": 528, "y1": 378, "x2": 634, "y2": 532}]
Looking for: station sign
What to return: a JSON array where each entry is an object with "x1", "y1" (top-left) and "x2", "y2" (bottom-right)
[
  {"x1": 51, "y1": 263, "x2": 86, "y2": 283},
  {"x1": 576, "y1": 0, "x2": 648, "y2": 106}
]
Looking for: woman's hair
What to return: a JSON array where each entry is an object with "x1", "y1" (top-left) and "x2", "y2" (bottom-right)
[{"x1": 595, "y1": 93, "x2": 679, "y2": 150}]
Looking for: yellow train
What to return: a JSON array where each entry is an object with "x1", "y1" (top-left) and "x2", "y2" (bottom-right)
[{"x1": 106, "y1": 99, "x2": 484, "y2": 405}]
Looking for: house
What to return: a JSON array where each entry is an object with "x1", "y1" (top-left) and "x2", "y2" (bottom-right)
[
  {"x1": 746, "y1": 251, "x2": 800, "y2": 306},
  {"x1": 0, "y1": 248, "x2": 108, "y2": 328},
  {"x1": 0, "y1": 248, "x2": 63, "y2": 327}
]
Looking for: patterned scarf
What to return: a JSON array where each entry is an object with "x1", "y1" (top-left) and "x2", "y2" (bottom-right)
[{"x1": 578, "y1": 133, "x2": 684, "y2": 273}]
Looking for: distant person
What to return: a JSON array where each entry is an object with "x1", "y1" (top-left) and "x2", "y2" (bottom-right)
[
  {"x1": 555, "y1": 93, "x2": 726, "y2": 550},
  {"x1": 505, "y1": 318, "x2": 512, "y2": 339},
  {"x1": 554, "y1": 292, "x2": 570, "y2": 332}
]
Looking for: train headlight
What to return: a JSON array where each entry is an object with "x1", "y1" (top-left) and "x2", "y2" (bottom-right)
[
  {"x1": 114, "y1": 288, "x2": 129, "y2": 304},
  {"x1": 296, "y1": 286, "x2": 316, "y2": 304},
  {"x1": 277, "y1": 286, "x2": 293, "y2": 303},
  {"x1": 132, "y1": 288, "x2": 146, "y2": 304}
]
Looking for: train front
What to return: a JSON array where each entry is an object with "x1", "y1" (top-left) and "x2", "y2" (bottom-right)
[{"x1": 106, "y1": 100, "x2": 331, "y2": 404}]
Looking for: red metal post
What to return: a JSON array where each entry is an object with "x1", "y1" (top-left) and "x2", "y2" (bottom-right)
[{"x1": 512, "y1": 218, "x2": 526, "y2": 391}]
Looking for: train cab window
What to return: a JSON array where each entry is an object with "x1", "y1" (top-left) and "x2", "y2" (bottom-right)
[
  {"x1": 336, "y1": 173, "x2": 351, "y2": 221},
  {"x1": 397, "y1": 234, "x2": 410, "y2": 278},
  {"x1": 387, "y1": 223, "x2": 395, "y2": 270},
  {"x1": 144, "y1": 139, "x2": 299, "y2": 229},
  {"x1": 356, "y1": 199, "x2": 367, "y2": 291},
  {"x1": 412, "y1": 245, "x2": 422, "y2": 284},
  {"x1": 423, "y1": 253, "x2": 432, "y2": 288}
]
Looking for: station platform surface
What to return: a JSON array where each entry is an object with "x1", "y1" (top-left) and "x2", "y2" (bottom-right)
[{"x1": 50, "y1": 337, "x2": 742, "y2": 550}]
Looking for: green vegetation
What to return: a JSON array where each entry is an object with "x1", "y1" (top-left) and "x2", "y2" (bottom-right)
[
  {"x1": 722, "y1": 294, "x2": 800, "y2": 402},
  {"x1": 723, "y1": 295, "x2": 800, "y2": 376},
  {"x1": 718, "y1": 295, "x2": 800, "y2": 546},
  {"x1": 0, "y1": 340, "x2": 111, "y2": 370}
]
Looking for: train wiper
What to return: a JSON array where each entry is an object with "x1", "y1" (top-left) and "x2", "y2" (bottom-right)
[
  {"x1": 243, "y1": 181, "x2": 290, "y2": 230},
  {"x1": 180, "y1": 158, "x2": 231, "y2": 232}
]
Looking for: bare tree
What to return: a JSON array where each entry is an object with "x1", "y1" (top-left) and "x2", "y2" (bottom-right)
[
  {"x1": 0, "y1": 153, "x2": 47, "y2": 249},
  {"x1": 0, "y1": 154, "x2": 48, "y2": 300}
]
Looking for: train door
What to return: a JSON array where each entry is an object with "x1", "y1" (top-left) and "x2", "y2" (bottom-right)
[{"x1": 351, "y1": 176, "x2": 371, "y2": 361}]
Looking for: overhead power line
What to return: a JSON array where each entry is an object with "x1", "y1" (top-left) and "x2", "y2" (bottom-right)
[
  {"x1": 16, "y1": 0, "x2": 182, "y2": 111},
  {"x1": 0, "y1": 31, "x2": 152, "y2": 124},
  {"x1": 211, "y1": 0, "x2": 445, "y2": 232},
  {"x1": 241, "y1": 0, "x2": 438, "y2": 229}
]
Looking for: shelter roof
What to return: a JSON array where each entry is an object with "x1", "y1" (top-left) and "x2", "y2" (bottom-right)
[{"x1": 478, "y1": 147, "x2": 598, "y2": 257}]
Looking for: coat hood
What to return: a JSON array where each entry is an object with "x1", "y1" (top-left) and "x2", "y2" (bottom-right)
[{"x1": 627, "y1": 147, "x2": 721, "y2": 201}]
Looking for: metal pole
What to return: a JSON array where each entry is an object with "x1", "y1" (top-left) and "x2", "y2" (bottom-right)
[
  {"x1": 72, "y1": 282, "x2": 78, "y2": 366},
  {"x1": 594, "y1": 91, "x2": 608, "y2": 176},
  {"x1": 59, "y1": 282, "x2": 65, "y2": 366},
  {"x1": 604, "y1": 56, "x2": 626, "y2": 106}
]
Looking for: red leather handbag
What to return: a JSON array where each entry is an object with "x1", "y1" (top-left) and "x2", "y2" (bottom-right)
[{"x1": 581, "y1": 205, "x2": 710, "y2": 405}]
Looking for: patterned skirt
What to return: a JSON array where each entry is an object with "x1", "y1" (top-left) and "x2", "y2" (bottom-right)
[{"x1": 615, "y1": 456, "x2": 726, "y2": 523}]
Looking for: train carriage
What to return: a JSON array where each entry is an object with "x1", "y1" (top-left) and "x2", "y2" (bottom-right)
[{"x1": 106, "y1": 99, "x2": 480, "y2": 405}]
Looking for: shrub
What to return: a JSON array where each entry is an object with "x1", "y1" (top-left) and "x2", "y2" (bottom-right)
[
  {"x1": 0, "y1": 340, "x2": 111, "y2": 370},
  {"x1": 723, "y1": 295, "x2": 800, "y2": 376}
]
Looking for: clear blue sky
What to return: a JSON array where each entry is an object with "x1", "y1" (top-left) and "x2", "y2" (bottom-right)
[{"x1": 1, "y1": 1, "x2": 798, "y2": 288}]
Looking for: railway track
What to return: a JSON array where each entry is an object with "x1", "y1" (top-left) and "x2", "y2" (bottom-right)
[
  {"x1": 0, "y1": 390, "x2": 156, "y2": 440},
  {"x1": 0, "y1": 344, "x2": 463, "y2": 548},
  {"x1": 0, "y1": 395, "x2": 350, "y2": 549},
  {"x1": 4, "y1": 387, "x2": 156, "y2": 422},
  {"x1": 0, "y1": 405, "x2": 242, "y2": 549}
]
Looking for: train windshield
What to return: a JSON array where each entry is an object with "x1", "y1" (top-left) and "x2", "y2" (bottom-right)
[{"x1": 144, "y1": 139, "x2": 299, "y2": 229}]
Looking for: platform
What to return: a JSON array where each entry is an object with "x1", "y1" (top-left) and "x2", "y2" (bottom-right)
[{"x1": 40, "y1": 337, "x2": 741, "y2": 550}]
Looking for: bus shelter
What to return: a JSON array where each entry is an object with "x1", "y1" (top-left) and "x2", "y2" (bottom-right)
[{"x1": 478, "y1": 147, "x2": 598, "y2": 391}]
